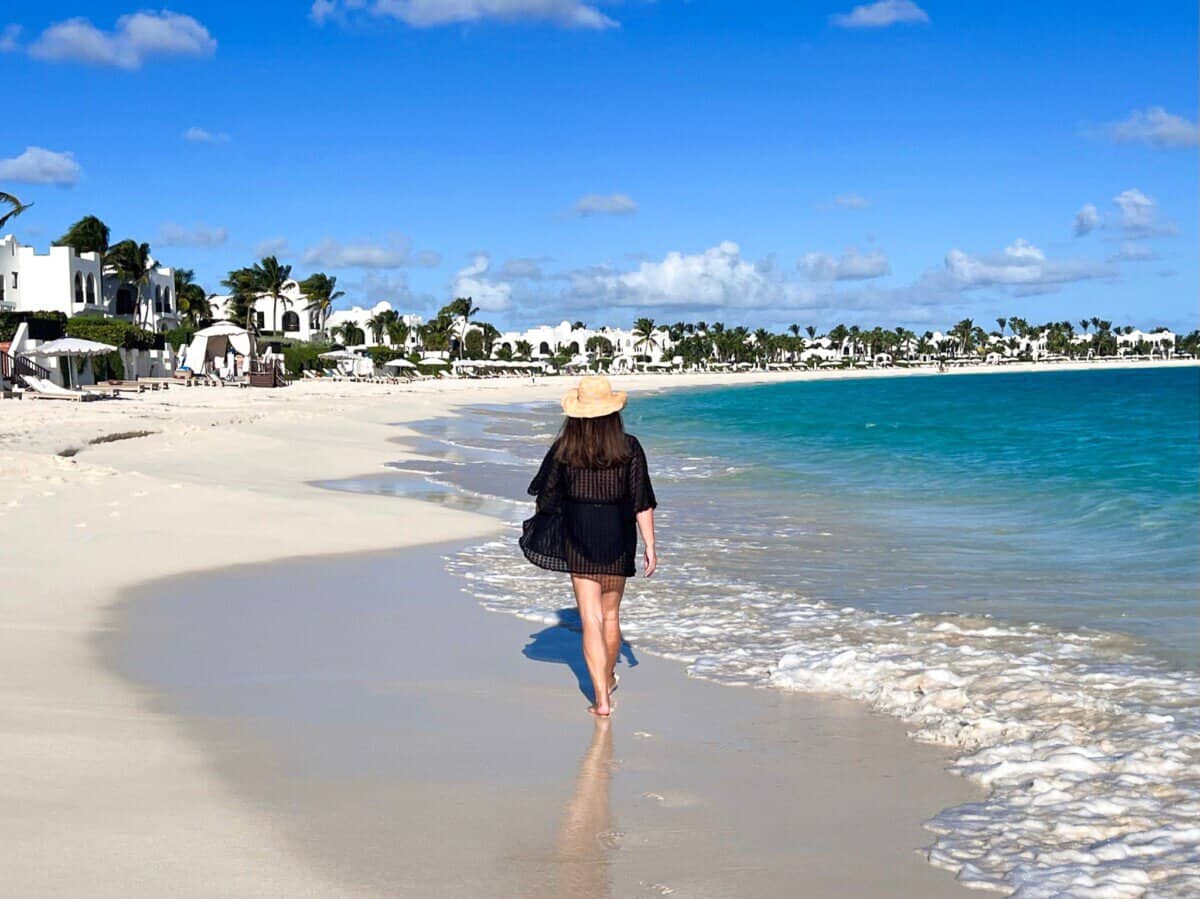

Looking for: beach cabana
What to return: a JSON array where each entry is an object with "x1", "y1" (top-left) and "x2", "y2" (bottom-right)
[
  {"x1": 185, "y1": 323, "x2": 252, "y2": 376},
  {"x1": 30, "y1": 337, "x2": 119, "y2": 388}
]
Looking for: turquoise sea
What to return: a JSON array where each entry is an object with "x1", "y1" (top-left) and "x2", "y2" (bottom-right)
[{"x1": 411, "y1": 365, "x2": 1200, "y2": 897}]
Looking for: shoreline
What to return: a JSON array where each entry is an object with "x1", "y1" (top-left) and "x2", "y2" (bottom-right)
[{"x1": 0, "y1": 363, "x2": 1193, "y2": 895}]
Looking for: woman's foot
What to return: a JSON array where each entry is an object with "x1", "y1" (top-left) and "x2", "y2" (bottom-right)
[{"x1": 588, "y1": 703, "x2": 612, "y2": 718}]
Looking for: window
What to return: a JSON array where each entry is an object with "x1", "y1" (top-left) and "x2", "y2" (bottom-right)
[
  {"x1": 154, "y1": 286, "x2": 163, "y2": 313},
  {"x1": 163, "y1": 288, "x2": 171, "y2": 312},
  {"x1": 74, "y1": 272, "x2": 84, "y2": 303},
  {"x1": 11, "y1": 272, "x2": 17, "y2": 289},
  {"x1": 85, "y1": 273, "x2": 96, "y2": 304},
  {"x1": 309, "y1": 310, "x2": 321, "y2": 330},
  {"x1": 282, "y1": 311, "x2": 300, "y2": 332},
  {"x1": 255, "y1": 311, "x2": 265, "y2": 329},
  {"x1": 115, "y1": 287, "x2": 136, "y2": 316}
]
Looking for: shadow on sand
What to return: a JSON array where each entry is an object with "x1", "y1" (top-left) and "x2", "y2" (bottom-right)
[{"x1": 522, "y1": 608, "x2": 639, "y2": 702}]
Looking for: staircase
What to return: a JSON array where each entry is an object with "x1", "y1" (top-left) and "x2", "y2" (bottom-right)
[{"x1": 1, "y1": 350, "x2": 52, "y2": 393}]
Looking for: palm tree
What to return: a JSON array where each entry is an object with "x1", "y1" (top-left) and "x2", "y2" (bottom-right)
[
  {"x1": 515, "y1": 339, "x2": 533, "y2": 361},
  {"x1": 632, "y1": 317, "x2": 658, "y2": 356},
  {"x1": 950, "y1": 318, "x2": 977, "y2": 356},
  {"x1": 331, "y1": 321, "x2": 365, "y2": 346},
  {"x1": 805, "y1": 325, "x2": 817, "y2": 339},
  {"x1": 222, "y1": 266, "x2": 259, "y2": 331},
  {"x1": 444, "y1": 296, "x2": 480, "y2": 358},
  {"x1": 174, "y1": 268, "x2": 212, "y2": 326},
  {"x1": 104, "y1": 240, "x2": 156, "y2": 326},
  {"x1": 250, "y1": 256, "x2": 292, "y2": 335},
  {"x1": 55, "y1": 215, "x2": 110, "y2": 255},
  {"x1": 995, "y1": 317, "x2": 1006, "y2": 335},
  {"x1": 385, "y1": 315, "x2": 410, "y2": 350},
  {"x1": 298, "y1": 272, "x2": 344, "y2": 337},
  {"x1": 0, "y1": 191, "x2": 33, "y2": 230},
  {"x1": 366, "y1": 308, "x2": 399, "y2": 345}
]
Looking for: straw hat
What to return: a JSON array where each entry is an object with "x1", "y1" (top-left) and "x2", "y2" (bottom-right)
[{"x1": 561, "y1": 375, "x2": 627, "y2": 418}]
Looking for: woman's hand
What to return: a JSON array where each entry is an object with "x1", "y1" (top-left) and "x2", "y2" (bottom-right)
[{"x1": 643, "y1": 544, "x2": 657, "y2": 577}]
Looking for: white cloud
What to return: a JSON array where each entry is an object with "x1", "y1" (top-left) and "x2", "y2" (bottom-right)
[
  {"x1": 302, "y1": 234, "x2": 436, "y2": 269},
  {"x1": 157, "y1": 223, "x2": 228, "y2": 248},
  {"x1": 452, "y1": 255, "x2": 512, "y2": 311},
  {"x1": 28, "y1": 11, "x2": 216, "y2": 70},
  {"x1": 0, "y1": 146, "x2": 81, "y2": 185},
  {"x1": 929, "y1": 238, "x2": 1114, "y2": 295},
  {"x1": 1112, "y1": 188, "x2": 1174, "y2": 237},
  {"x1": 312, "y1": 0, "x2": 617, "y2": 29},
  {"x1": 1107, "y1": 107, "x2": 1199, "y2": 149},
  {"x1": 831, "y1": 0, "x2": 929, "y2": 29},
  {"x1": 1073, "y1": 203, "x2": 1099, "y2": 236},
  {"x1": 0, "y1": 24, "x2": 21, "y2": 52},
  {"x1": 183, "y1": 126, "x2": 229, "y2": 144},
  {"x1": 567, "y1": 241, "x2": 811, "y2": 310},
  {"x1": 1111, "y1": 242, "x2": 1159, "y2": 262},
  {"x1": 832, "y1": 193, "x2": 870, "y2": 209},
  {"x1": 501, "y1": 257, "x2": 547, "y2": 280},
  {"x1": 572, "y1": 192, "x2": 638, "y2": 217},
  {"x1": 254, "y1": 237, "x2": 290, "y2": 258},
  {"x1": 799, "y1": 247, "x2": 890, "y2": 281}
]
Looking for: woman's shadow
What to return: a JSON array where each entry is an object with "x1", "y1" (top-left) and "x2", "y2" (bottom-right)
[{"x1": 522, "y1": 609, "x2": 639, "y2": 702}]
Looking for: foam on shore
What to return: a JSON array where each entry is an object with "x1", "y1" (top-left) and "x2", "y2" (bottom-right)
[{"x1": 450, "y1": 534, "x2": 1200, "y2": 897}]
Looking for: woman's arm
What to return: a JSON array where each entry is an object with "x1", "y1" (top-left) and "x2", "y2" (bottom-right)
[{"x1": 636, "y1": 508, "x2": 657, "y2": 577}]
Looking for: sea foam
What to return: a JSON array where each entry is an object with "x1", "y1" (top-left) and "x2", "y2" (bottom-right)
[{"x1": 449, "y1": 531, "x2": 1200, "y2": 897}]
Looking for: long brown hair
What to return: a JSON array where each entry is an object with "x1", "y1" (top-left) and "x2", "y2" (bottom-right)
[{"x1": 554, "y1": 412, "x2": 631, "y2": 469}]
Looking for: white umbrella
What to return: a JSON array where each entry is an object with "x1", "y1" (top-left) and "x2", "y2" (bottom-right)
[
  {"x1": 384, "y1": 358, "x2": 416, "y2": 369},
  {"x1": 32, "y1": 337, "x2": 119, "y2": 388},
  {"x1": 194, "y1": 321, "x2": 247, "y2": 338},
  {"x1": 319, "y1": 350, "x2": 359, "y2": 360},
  {"x1": 419, "y1": 356, "x2": 449, "y2": 367}
]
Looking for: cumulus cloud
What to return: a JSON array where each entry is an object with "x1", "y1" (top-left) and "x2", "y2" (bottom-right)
[
  {"x1": 832, "y1": 193, "x2": 870, "y2": 209},
  {"x1": 1112, "y1": 188, "x2": 1174, "y2": 237},
  {"x1": 0, "y1": 24, "x2": 20, "y2": 52},
  {"x1": 926, "y1": 238, "x2": 1114, "y2": 296},
  {"x1": 452, "y1": 255, "x2": 512, "y2": 311},
  {"x1": 157, "y1": 223, "x2": 228, "y2": 248},
  {"x1": 302, "y1": 234, "x2": 437, "y2": 268},
  {"x1": 566, "y1": 241, "x2": 813, "y2": 310},
  {"x1": 1106, "y1": 107, "x2": 1199, "y2": 149},
  {"x1": 28, "y1": 11, "x2": 216, "y2": 70},
  {"x1": 254, "y1": 237, "x2": 290, "y2": 258},
  {"x1": 312, "y1": 0, "x2": 616, "y2": 29},
  {"x1": 572, "y1": 192, "x2": 638, "y2": 217},
  {"x1": 0, "y1": 146, "x2": 81, "y2": 185},
  {"x1": 183, "y1": 126, "x2": 229, "y2": 144},
  {"x1": 831, "y1": 0, "x2": 929, "y2": 29},
  {"x1": 799, "y1": 247, "x2": 890, "y2": 281},
  {"x1": 1073, "y1": 203, "x2": 1099, "y2": 236}
]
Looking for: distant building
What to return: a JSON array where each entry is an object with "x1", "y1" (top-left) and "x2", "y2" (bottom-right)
[
  {"x1": 208, "y1": 289, "x2": 423, "y2": 350},
  {"x1": 493, "y1": 320, "x2": 674, "y2": 365},
  {"x1": 0, "y1": 235, "x2": 177, "y2": 331}
]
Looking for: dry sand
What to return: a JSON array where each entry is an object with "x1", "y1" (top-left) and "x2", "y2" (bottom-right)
[{"x1": 0, "y1": 360, "x2": 1192, "y2": 897}]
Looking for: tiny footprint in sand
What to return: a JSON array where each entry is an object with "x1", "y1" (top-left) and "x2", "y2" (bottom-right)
[
  {"x1": 642, "y1": 792, "x2": 665, "y2": 803},
  {"x1": 640, "y1": 884, "x2": 675, "y2": 896},
  {"x1": 633, "y1": 731, "x2": 654, "y2": 739}
]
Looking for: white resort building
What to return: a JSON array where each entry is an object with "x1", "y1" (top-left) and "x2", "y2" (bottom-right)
[
  {"x1": 493, "y1": 320, "x2": 675, "y2": 368},
  {"x1": 0, "y1": 235, "x2": 178, "y2": 332}
]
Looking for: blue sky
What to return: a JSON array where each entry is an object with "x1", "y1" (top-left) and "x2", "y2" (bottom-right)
[{"x1": 2, "y1": 0, "x2": 1197, "y2": 332}]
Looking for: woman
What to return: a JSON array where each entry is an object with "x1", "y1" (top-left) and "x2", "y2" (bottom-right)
[{"x1": 520, "y1": 375, "x2": 658, "y2": 718}]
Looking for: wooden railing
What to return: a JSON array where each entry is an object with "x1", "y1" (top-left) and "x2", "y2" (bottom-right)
[{"x1": 1, "y1": 351, "x2": 52, "y2": 386}]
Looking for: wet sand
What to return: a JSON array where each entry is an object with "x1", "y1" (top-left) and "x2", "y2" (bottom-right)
[{"x1": 102, "y1": 542, "x2": 980, "y2": 898}]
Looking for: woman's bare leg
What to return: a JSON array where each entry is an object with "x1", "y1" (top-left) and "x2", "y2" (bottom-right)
[
  {"x1": 600, "y1": 576, "x2": 626, "y2": 693},
  {"x1": 571, "y1": 575, "x2": 612, "y2": 716}
]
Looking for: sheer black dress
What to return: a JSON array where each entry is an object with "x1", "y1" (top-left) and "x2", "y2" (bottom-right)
[{"x1": 520, "y1": 434, "x2": 657, "y2": 577}]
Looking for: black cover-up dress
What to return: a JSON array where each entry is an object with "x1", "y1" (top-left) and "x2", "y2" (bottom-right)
[{"x1": 520, "y1": 434, "x2": 657, "y2": 577}]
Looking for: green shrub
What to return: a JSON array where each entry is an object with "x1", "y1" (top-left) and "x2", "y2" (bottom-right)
[
  {"x1": 164, "y1": 325, "x2": 195, "y2": 350},
  {"x1": 281, "y1": 341, "x2": 332, "y2": 377},
  {"x1": 65, "y1": 317, "x2": 156, "y2": 350},
  {"x1": 0, "y1": 310, "x2": 68, "y2": 342}
]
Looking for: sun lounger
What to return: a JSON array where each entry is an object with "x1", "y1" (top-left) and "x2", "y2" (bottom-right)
[
  {"x1": 21, "y1": 376, "x2": 97, "y2": 401},
  {"x1": 81, "y1": 381, "x2": 146, "y2": 395}
]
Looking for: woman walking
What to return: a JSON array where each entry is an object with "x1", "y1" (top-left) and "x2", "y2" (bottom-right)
[{"x1": 520, "y1": 376, "x2": 658, "y2": 718}]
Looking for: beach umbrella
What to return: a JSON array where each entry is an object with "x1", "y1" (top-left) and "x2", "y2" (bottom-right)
[
  {"x1": 383, "y1": 358, "x2": 416, "y2": 369},
  {"x1": 319, "y1": 349, "x2": 358, "y2": 360},
  {"x1": 419, "y1": 356, "x2": 449, "y2": 367},
  {"x1": 32, "y1": 337, "x2": 119, "y2": 388}
]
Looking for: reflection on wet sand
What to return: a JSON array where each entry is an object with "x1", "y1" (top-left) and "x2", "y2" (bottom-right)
[{"x1": 552, "y1": 717, "x2": 615, "y2": 898}]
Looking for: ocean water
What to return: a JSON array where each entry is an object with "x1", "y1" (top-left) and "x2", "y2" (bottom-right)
[{"x1": 342, "y1": 367, "x2": 1200, "y2": 897}]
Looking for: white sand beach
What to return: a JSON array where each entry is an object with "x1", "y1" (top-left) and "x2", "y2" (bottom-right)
[{"x1": 0, "y1": 360, "x2": 1194, "y2": 897}]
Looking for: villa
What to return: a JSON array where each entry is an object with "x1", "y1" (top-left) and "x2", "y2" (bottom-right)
[
  {"x1": 0, "y1": 236, "x2": 178, "y2": 332},
  {"x1": 493, "y1": 320, "x2": 675, "y2": 367}
]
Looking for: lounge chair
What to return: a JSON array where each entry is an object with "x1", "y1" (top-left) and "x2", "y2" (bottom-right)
[
  {"x1": 81, "y1": 380, "x2": 146, "y2": 395},
  {"x1": 21, "y1": 375, "x2": 97, "y2": 402}
]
